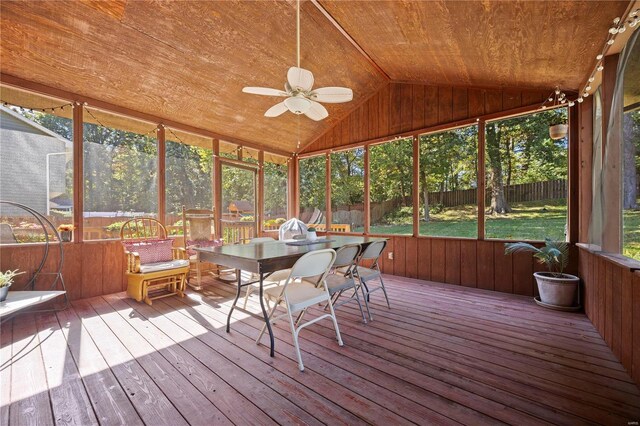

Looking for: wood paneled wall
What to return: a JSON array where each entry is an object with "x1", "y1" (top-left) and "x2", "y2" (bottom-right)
[
  {"x1": 578, "y1": 247, "x2": 640, "y2": 384},
  {"x1": 303, "y1": 83, "x2": 549, "y2": 152},
  {"x1": 353, "y1": 235, "x2": 577, "y2": 297},
  {"x1": 0, "y1": 241, "x2": 125, "y2": 301}
]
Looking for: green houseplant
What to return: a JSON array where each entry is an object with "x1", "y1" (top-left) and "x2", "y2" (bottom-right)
[
  {"x1": 0, "y1": 269, "x2": 25, "y2": 302},
  {"x1": 307, "y1": 227, "x2": 318, "y2": 241},
  {"x1": 505, "y1": 238, "x2": 579, "y2": 308}
]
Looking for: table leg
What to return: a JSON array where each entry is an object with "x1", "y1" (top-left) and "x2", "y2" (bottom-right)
[
  {"x1": 258, "y1": 271, "x2": 275, "y2": 357},
  {"x1": 226, "y1": 268, "x2": 242, "y2": 333}
]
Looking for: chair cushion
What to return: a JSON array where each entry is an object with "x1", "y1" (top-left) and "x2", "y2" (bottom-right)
[
  {"x1": 186, "y1": 239, "x2": 223, "y2": 256},
  {"x1": 139, "y1": 259, "x2": 190, "y2": 274},
  {"x1": 123, "y1": 239, "x2": 173, "y2": 264}
]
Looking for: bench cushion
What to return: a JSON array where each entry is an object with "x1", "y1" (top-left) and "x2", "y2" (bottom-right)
[
  {"x1": 139, "y1": 259, "x2": 189, "y2": 274},
  {"x1": 123, "y1": 238, "x2": 174, "y2": 264}
]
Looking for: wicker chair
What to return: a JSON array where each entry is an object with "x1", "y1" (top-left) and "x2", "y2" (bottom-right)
[
  {"x1": 181, "y1": 206, "x2": 224, "y2": 290},
  {"x1": 120, "y1": 217, "x2": 189, "y2": 305}
]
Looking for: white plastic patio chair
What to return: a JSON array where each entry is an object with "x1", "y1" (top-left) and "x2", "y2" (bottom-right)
[
  {"x1": 256, "y1": 249, "x2": 343, "y2": 371},
  {"x1": 241, "y1": 237, "x2": 291, "y2": 308},
  {"x1": 323, "y1": 243, "x2": 367, "y2": 323},
  {"x1": 355, "y1": 240, "x2": 390, "y2": 321}
]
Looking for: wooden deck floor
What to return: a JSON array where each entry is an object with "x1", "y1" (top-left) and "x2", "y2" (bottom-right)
[{"x1": 1, "y1": 275, "x2": 639, "y2": 425}]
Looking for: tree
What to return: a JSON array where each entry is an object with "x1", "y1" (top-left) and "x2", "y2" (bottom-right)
[{"x1": 485, "y1": 122, "x2": 511, "y2": 214}]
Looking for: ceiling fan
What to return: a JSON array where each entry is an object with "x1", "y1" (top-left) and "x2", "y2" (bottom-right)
[{"x1": 242, "y1": 0, "x2": 353, "y2": 121}]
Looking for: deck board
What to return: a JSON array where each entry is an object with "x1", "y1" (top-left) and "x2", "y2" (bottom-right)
[{"x1": 2, "y1": 275, "x2": 639, "y2": 425}]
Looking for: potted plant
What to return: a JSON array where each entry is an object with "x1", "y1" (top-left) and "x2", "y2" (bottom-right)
[
  {"x1": 505, "y1": 238, "x2": 579, "y2": 308},
  {"x1": 0, "y1": 269, "x2": 24, "y2": 302},
  {"x1": 306, "y1": 227, "x2": 318, "y2": 241},
  {"x1": 549, "y1": 118, "x2": 568, "y2": 140},
  {"x1": 57, "y1": 224, "x2": 74, "y2": 242}
]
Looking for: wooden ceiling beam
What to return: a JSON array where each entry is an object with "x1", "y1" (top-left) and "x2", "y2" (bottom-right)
[
  {"x1": 310, "y1": 0, "x2": 390, "y2": 81},
  {"x1": 0, "y1": 73, "x2": 291, "y2": 158}
]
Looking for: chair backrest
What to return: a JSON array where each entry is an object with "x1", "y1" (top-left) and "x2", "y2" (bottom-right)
[
  {"x1": 289, "y1": 249, "x2": 336, "y2": 281},
  {"x1": 360, "y1": 240, "x2": 387, "y2": 267},
  {"x1": 182, "y1": 206, "x2": 216, "y2": 242},
  {"x1": 0, "y1": 223, "x2": 17, "y2": 244},
  {"x1": 249, "y1": 237, "x2": 275, "y2": 244},
  {"x1": 278, "y1": 218, "x2": 308, "y2": 240},
  {"x1": 120, "y1": 217, "x2": 166, "y2": 242},
  {"x1": 333, "y1": 243, "x2": 361, "y2": 272}
]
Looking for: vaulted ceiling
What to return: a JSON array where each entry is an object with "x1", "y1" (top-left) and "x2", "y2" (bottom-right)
[{"x1": 0, "y1": 0, "x2": 631, "y2": 153}]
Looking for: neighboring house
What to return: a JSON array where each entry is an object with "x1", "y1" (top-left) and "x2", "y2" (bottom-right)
[{"x1": 0, "y1": 105, "x2": 72, "y2": 216}]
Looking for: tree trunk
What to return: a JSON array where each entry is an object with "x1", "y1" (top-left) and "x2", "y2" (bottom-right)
[
  {"x1": 485, "y1": 124, "x2": 512, "y2": 215},
  {"x1": 420, "y1": 168, "x2": 430, "y2": 222},
  {"x1": 623, "y1": 113, "x2": 639, "y2": 210}
]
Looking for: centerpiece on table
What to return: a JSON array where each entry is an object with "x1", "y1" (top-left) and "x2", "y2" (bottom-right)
[{"x1": 306, "y1": 227, "x2": 318, "y2": 241}]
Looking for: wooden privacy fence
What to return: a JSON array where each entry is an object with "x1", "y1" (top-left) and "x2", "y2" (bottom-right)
[{"x1": 427, "y1": 179, "x2": 567, "y2": 208}]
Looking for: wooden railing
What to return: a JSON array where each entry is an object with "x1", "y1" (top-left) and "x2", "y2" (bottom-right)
[
  {"x1": 221, "y1": 220, "x2": 255, "y2": 244},
  {"x1": 263, "y1": 223, "x2": 351, "y2": 233}
]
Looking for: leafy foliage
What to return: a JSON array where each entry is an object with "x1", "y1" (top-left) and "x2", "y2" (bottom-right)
[{"x1": 504, "y1": 238, "x2": 569, "y2": 276}]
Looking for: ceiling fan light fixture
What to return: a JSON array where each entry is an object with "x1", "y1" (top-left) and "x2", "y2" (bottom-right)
[{"x1": 284, "y1": 96, "x2": 312, "y2": 114}]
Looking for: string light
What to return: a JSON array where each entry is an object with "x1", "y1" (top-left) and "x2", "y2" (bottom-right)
[
  {"x1": 84, "y1": 106, "x2": 157, "y2": 136},
  {"x1": 0, "y1": 99, "x2": 74, "y2": 114}
]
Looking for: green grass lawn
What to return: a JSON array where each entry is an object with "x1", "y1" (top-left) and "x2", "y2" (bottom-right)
[
  {"x1": 368, "y1": 197, "x2": 640, "y2": 260},
  {"x1": 370, "y1": 199, "x2": 568, "y2": 240}
]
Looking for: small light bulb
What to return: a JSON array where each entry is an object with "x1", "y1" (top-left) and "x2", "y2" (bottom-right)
[
  {"x1": 555, "y1": 88, "x2": 561, "y2": 95},
  {"x1": 588, "y1": 77, "x2": 595, "y2": 82},
  {"x1": 586, "y1": 85, "x2": 592, "y2": 91},
  {"x1": 618, "y1": 25, "x2": 626, "y2": 33},
  {"x1": 609, "y1": 27, "x2": 618, "y2": 34},
  {"x1": 561, "y1": 99, "x2": 566, "y2": 104},
  {"x1": 613, "y1": 17, "x2": 621, "y2": 24},
  {"x1": 568, "y1": 101, "x2": 575, "y2": 107},
  {"x1": 548, "y1": 97, "x2": 553, "y2": 102},
  {"x1": 541, "y1": 105, "x2": 547, "y2": 109},
  {"x1": 607, "y1": 39, "x2": 615, "y2": 45},
  {"x1": 630, "y1": 18, "x2": 638, "y2": 27},
  {"x1": 583, "y1": 92, "x2": 590, "y2": 98},
  {"x1": 577, "y1": 97, "x2": 584, "y2": 103},
  {"x1": 596, "y1": 54, "x2": 604, "y2": 60},
  {"x1": 597, "y1": 65, "x2": 604, "y2": 71}
]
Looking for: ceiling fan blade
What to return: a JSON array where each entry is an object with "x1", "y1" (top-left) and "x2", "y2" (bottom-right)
[
  {"x1": 304, "y1": 101, "x2": 328, "y2": 121},
  {"x1": 309, "y1": 87, "x2": 353, "y2": 103},
  {"x1": 287, "y1": 67, "x2": 314, "y2": 92},
  {"x1": 243, "y1": 87, "x2": 288, "y2": 97},
  {"x1": 264, "y1": 101, "x2": 289, "y2": 118}
]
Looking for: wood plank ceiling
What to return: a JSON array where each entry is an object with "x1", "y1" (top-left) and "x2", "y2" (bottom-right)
[
  {"x1": 319, "y1": 0, "x2": 629, "y2": 90},
  {"x1": 0, "y1": 0, "x2": 630, "y2": 153}
]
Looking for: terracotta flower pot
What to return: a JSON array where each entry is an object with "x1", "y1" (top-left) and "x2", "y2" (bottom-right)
[{"x1": 534, "y1": 272, "x2": 579, "y2": 307}]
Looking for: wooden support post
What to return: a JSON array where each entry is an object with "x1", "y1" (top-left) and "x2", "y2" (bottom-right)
[
  {"x1": 578, "y1": 97, "x2": 594, "y2": 243},
  {"x1": 258, "y1": 151, "x2": 265, "y2": 236},
  {"x1": 477, "y1": 120, "x2": 486, "y2": 240},
  {"x1": 412, "y1": 134, "x2": 420, "y2": 237},
  {"x1": 325, "y1": 152, "x2": 331, "y2": 231},
  {"x1": 291, "y1": 156, "x2": 299, "y2": 218},
  {"x1": 157, "y1": 125, "x2": 166, "y2": 226},
  {"x1": 364, "y1": 146, "x2": 370, "y2": 234},
  {"x1": 213, "y1": 139, "x2": 222, "y2": 239},
  {"x1": 568, "y1": 105, "x2": 579, "y2": 244},
  {"x1": 72, "y1": 103, "x2": 83, "y2": 243}
]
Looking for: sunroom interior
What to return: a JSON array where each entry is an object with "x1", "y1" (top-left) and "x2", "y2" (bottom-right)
[{"x1": 1, "y1": 1, "x2": 640, "y2": 424}]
